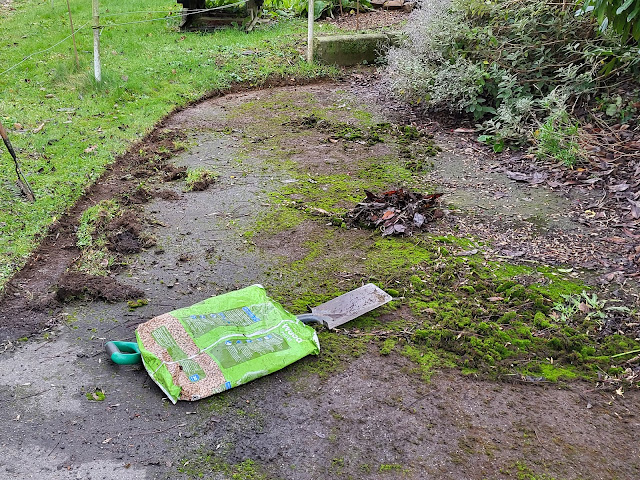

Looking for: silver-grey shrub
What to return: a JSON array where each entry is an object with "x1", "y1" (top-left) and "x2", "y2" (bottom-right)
[{"x1": 384, "y1": 0, "x2": 639, "y2": 147}]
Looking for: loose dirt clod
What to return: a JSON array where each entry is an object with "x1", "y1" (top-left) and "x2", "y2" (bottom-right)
[
  {"x1": 122, "y1": 186, "x2": 152, "y2": 205},
  {"x1": 55, "y1": 272, "x2": 143, "y2": 302},
  {"x1": 106, "y1": 212, "x2": 144, "y2": 254},
  {"x1": 154, "y1": 189, "x2": 182, "y2": 200},
  {"x1": 162, "y1": 164, "x2": 188, "y2": 182}
]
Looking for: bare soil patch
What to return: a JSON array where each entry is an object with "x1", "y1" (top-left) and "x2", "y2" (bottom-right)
[
  {"x1": 55, "y1": 272, "x2": 144, "y2": 302},
  {"x1": 322, "y1": 7, "x2": 409, "y2": 30},
  {"x1": 0, "y1": 126, "x2": 186, "y2": 340}
]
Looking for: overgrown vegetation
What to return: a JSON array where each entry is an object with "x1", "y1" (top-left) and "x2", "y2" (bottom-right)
[
  {"x1": 386, "y1": 0, "x2": 640, "y2": 156},
  {"x1": 266, "y1": 0, "x2": 372, "y2": 19}
]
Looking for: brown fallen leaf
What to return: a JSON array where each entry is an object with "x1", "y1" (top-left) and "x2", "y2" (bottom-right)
[
  {"x1": 605, "y1": 237, "x2": 629, "y2": 244},
  {"x1": 609, "y1": 183, "x2": 630, "y2": 192},
  {"x1": 505, "y1": 171, "x2": 530, "y2": 182},
  {"x1": 603, "y1": 271, "x2": 625, "y2": 283},
  {"x1": 84, "y1": 145, "x2": 97, "y2": 153},
  {"x1": 381, "y1": 209, "x2": 396, "y2": 220},
  {"x1": 488, "y1": 296, "x2": 504, "y2": 302},
  {"x1": 582, "y1": 177, "x2": 602, "y2": 185},
  {"x1": 577, "y1": 302, "x2": 591, "y2": 313},
  {"x1": 530, "y1": 172, "x2": 548, "y2": 184}
]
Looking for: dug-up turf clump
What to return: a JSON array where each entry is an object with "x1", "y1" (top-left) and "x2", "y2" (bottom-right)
[
  {"x1": 73, "y1": 202, "x2": 156, "y2": 277},
  {"x1": 345, "y1": 189, "x2": 444, "y2": 235},
  {"x1": 185, "y1": 168, "x2": 218, "y2": 192}
]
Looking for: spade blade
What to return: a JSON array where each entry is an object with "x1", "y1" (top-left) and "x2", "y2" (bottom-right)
[{"x1": 309, "y1": 283, "x2": 393, "y2": 329}]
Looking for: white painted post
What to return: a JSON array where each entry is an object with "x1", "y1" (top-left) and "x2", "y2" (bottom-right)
[
  {"x1": 307, "y1": 0, "x2": 313, "y2": 63},
  {"x1": 92, "y1": 0, "x2": 102, "y2": 82}
]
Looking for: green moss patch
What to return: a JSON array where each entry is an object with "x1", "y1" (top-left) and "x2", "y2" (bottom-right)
[
  {"x1": 178, "y1": 456, "x2": 270, "y2": 480},
  {"x1": 270, "y1": 230, "x2": 638, "y2": 382},
  {"x1": 228, "y1": 85, "x2": 639, "y2": 385},
  {"x1": 86, "y1": 389, "x2": 106, "y2": 401}
]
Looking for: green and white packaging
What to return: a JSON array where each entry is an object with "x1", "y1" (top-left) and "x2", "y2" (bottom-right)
[{"x1": 135, "y1": 285, "x2": 320, "y2": 403}]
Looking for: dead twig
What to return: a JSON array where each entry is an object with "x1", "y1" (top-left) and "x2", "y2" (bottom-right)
[
  {"x1": 533, "y1": 428, "x2": 554, "y2": 453},
  {"x1": 47, "y1": 438, "x2": 61, "y2": 457},
  {"x1": 0, "y1": 120, "x2": 36, "y2": 201},
  {"x1": 16, "y1": 388, "x2": 50, "y2": 400}
]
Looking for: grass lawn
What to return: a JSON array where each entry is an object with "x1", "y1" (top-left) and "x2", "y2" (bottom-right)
[{"x1": 0, "y1": 0, "x2": 337, "y2": 288}]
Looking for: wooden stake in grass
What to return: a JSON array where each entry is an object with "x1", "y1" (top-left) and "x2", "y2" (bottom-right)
[
  {"x1": 307, "y1": 0, "x2": 314, "y2": 63},
  {"x1": 66, "y1": 0, "x2": 80, "y2": 68},
  {"x1": 92, "y1": 0, "x2": 102, "y2": 82},
  {"x1": 0, "y1": 120, "x2": 36, "y2": 202}
]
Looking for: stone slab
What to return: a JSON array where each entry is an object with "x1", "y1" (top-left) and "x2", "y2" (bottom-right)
[{"x1": 313, "y1": 33, "x2": 392, "y2": 66}]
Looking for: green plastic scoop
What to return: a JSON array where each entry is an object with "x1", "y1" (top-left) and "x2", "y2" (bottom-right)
[{"x1": 105, "y1": 341, "x2": 141, "y2": 365}]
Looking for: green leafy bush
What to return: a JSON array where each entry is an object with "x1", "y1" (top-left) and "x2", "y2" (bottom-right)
[
  {"x1": 579, "y1": 0, "x2": 640, "y2": 41},
  {"x1": 204, "y1": 0, "x2": 372, "y2": 21},
  {"x1": 385, "y1": 0, "x2": 640, "y2": 157},
  {"x1": 266, "y1": 0, "x2": 371, "y2": 19},
  {"x1": 534, "y1": 112, "x2": 583, "y2": 167}
]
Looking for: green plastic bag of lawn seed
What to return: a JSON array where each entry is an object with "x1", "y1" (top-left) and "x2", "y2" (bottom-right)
[{"x1": 135, "y1": 285, "x2": 320, "y2": 403}]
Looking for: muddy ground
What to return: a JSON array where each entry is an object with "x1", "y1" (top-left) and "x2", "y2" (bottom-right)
[{"x1": 1, "y1": 82, "x2": 639, "y2": 480}]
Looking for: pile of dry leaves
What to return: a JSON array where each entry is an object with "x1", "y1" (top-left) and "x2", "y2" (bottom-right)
[{"x1": 345, "y1": 189, "x2": 443, "y2": 235}]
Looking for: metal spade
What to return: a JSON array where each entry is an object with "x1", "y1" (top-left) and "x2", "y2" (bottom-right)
[{"x1": 296, "y1": 283, "x2": 393, "y2": 329}]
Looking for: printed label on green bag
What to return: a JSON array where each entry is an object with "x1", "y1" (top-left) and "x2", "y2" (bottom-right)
[{"x1": 136, "y1": 285, "x2": 320, "y2": 403}]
